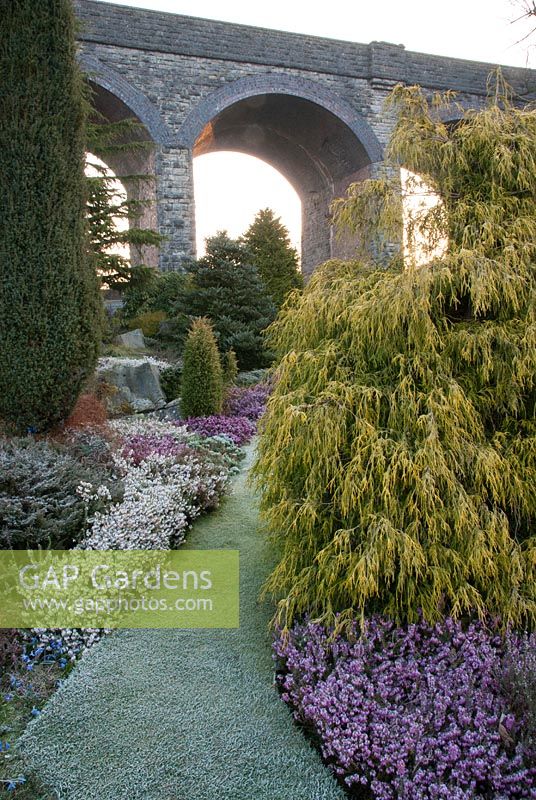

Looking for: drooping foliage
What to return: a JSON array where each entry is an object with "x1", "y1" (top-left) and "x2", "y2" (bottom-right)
[
  {"x1": 173, "y1": 232, "x2": 276, "y2": 369},
  {"x1": 242, "y1": 208, "x2": 303, "y2": 308},
  {"x1": 253, "y1": 81, "x2": 536, "y2": 631},
  {"x1": 0, "y1": 0, "x2": 101, "y2": 433},
  {"x1": 181, "y1": 318, "x2": 223, "y2": 418},
  {"x1": 85, "y1": 116, "x2": 162, "y2": 292}
]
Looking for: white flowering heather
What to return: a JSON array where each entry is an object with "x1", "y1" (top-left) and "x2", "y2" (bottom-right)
[
  {"x1": 9, "y1": 412, "x2": 240, "y2": 671},
  {"x1": 97, "y1": 356, "x2": 171, "y2": 372},
  {"x1": 79, "y1": 451, "x2": 230, "y2": 551},
  {"x1": 76, "y1": 481, "x2": 112, "y2": 503},
  {"x1": 109, "y1": 417, "x2": 189, "y2": 440}
]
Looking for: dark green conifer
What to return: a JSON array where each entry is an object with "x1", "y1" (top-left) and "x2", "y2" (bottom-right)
[
  {"x1": 242, "y1": 208, "x2": 303, "y2": 308},
  {"x1": 86, "y1": 117, "x2": 162, "y2": 291},
  {"x1": 175, "y1": 232, "x2": 276, "y2": 369},
  {"x1": 0, "y1": 0, "x2": 101, "y2": 432}
]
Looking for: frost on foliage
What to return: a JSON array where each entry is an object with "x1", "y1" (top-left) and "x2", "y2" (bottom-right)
[
  {"x1": 97, "y1": 356, "x2": 171, "y2": 372},
  {"x1": 109, "y1": 417, "x2": 189, "y2": 439},
  {"x1": 80, "y1": 455, "x2": 208, "y2": 550},
  {"x1": 275, "y1": 617, "x2": 536, "y2": 800},
  {"x1": 10, "y1": 411, "x2": 246, "y2": 665},
  {"x1": 78, "y1": 418, "x2": 231, "y2": 550}
]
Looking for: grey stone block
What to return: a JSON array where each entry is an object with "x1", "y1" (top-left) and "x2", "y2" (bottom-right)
[{"x1": 116, "y1": 329, "x2": 146, "y2": 350}]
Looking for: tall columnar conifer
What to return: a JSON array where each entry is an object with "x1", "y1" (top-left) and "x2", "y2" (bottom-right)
[
  {"x1": 253, "y1": 80, "x2": 536, "y2": 632},
  {"x1": 0, "y1": 0, "x2": 101, "y2": 433},
  {"x1": 181, "y1": 318, "x2": 223, "y2": 418}
]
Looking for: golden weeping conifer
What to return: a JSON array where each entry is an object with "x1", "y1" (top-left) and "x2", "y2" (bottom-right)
[{"x1": 253, "y1": 79, "x2": 536, "y2": 632}]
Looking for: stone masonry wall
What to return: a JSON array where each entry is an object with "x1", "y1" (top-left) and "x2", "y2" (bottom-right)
[{"x1": 74, "y1": 0, "x2": 536, "y2": 274}]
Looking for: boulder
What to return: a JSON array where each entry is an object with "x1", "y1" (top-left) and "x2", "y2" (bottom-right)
[
  {"x1": 145, "y1": 397, "x2": 183, "y2": 422},
  {"x1": 161, "y1": 398, "x2": 182, "y2": 421},
  {"x1": 115, "y1": 328, "x2": 145, "y2": 349},
  {"x1": 97, "y1": 360, "x2": 167, "y2": 415}
]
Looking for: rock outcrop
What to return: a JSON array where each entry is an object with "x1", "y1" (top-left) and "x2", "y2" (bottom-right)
[{"x1": 97, "y1": 359, "x2": 166, "y2": 414}]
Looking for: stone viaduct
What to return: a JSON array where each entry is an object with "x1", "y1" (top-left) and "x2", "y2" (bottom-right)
[{"x1": 74, "y1": 0, "x2": 536, "y2": 276}]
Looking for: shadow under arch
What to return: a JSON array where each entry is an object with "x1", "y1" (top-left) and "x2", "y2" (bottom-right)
[{"x1": 177, "y1": 74, "x2": 383, "y2": 162}]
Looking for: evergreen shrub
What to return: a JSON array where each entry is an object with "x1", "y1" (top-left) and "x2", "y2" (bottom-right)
[
  {"x1": 85, "y1": 117, "x2": 162, "y2": 291},
  {"x1": 149, "y1": 271, "x2": 189, "y2": 315},
  {"x1": 122, "y1": 270, "x2": 189, "y2": 320},
  {"x1": 160, "y1": 365, "x2": 182, "y2": 402},
  {"x1": 243, "y1": 208, "x2": 303, "y2": 308},
  {"x1": 0, "y1": 0, "x2": 101, "y2": 433},
  {"x1": 173, "y1": 233, "x2": 276, "y2": 369},
  {"x1": 126, "y1": 310, "x2": 167, "y2": 337},
  {"x1": 222, "y1": 350, "x2": 239, "y2": 385},
  {"x1": 181, "y1": 318, "x2": 223, "y2": 418},
  {"x1": 253, "y1": 82, "x2": 536, "y2": 631},
  {"x1": 0, "y1": 438, "x2": 116, "y2": 549}
]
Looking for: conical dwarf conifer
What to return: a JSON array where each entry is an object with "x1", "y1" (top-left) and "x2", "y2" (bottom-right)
[{"x1": 181, "y1": 318, "x2": 223, "y2": 418}]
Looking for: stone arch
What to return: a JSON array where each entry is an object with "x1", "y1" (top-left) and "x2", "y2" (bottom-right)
[
  {"x1": 177, "y1": 74, "x2": 383, "y2": 162},
  {"x1": 179, "y1": 75, "x2": 383, "y2": 274},
  {"x1": 80, "y1": 54, "x2": 173, "y2": 146}
]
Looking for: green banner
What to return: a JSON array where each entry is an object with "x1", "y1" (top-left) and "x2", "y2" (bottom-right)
[{"x1": 0, "y1": 550, "x2": 239, "y2": 629}]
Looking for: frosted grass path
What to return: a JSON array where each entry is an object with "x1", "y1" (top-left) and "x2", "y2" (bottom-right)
[{"x1": 20, "y1": 443, "x2": 345, "y2": 800}]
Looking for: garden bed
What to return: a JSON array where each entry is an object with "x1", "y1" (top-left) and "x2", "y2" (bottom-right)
[
  {"x1": 0, "y1": 381, "x2": 269, "y2": 796},
  {"x1": 274, "y1": 617, "x2": 536, "y2": 799}
]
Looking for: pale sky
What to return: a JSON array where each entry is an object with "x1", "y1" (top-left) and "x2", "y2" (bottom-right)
[{"x1": 94, "y1": 0, "x2": 536, "y2": 256}]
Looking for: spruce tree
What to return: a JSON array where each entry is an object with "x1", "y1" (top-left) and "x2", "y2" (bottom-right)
[
  {"x1": 0, "y1": 0, "x2": 101, "y2": 433},
  {"x1": 175, "y1": 232, "x2": 276, "y2": 369},
  {"x1": 253, "y1": 81, "x2": 536, "y2": 632},
  {"x1": 181, "y1": 318, "x2": 223, "y2": 418},
  {"x1": 86, "y1": 117, "x2": 162, "y2": 291},
  {"x1": 242, "y1": 208, "x2": 303, "y2": 308}
]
